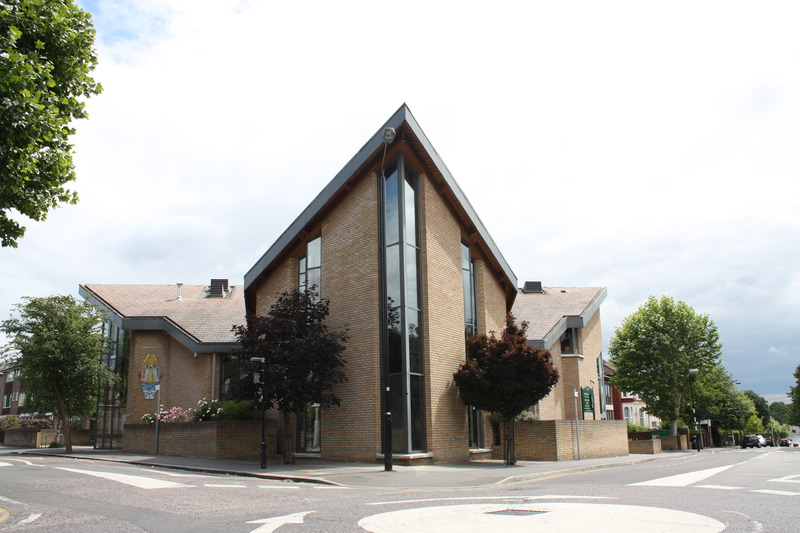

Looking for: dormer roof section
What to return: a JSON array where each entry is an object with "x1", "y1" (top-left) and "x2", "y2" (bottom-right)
[
  {"x1": 513, "y1": 285, "x2": 608, "y2": 350},
  {"x1": 244, "y1": 104, "x2": 518, "y2": 305}
]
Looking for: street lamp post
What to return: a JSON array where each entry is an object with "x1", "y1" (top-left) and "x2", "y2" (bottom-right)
[
  {"x1": 251, "y1": 356, "x2": 267, "y2": 469},
  {"x1": 689, "y1": 368, "x2": 701, "y2": 452}
]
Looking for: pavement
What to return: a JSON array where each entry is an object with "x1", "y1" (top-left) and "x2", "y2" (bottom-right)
[{"x1": 3, "y1": 445, "x2": 710, "y2": 488}]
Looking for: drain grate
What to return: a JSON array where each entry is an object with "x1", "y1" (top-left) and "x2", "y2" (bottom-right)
[{"x1": 486, "y1": 509, "x2": 547, "y2": 517}]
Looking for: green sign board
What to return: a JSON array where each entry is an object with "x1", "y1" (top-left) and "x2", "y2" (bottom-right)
[{"x1": 581, "y1": 386, "x2": 594, "y2": 413}]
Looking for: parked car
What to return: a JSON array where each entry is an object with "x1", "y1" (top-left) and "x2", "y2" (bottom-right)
[
  {"x1": 779, "y1": 438, "x2": 792, "y2": 447},
  {"x1": 742, "y1": 434, "x2": 766, "y2": 448},
  {"x1": 762, "y1": 434, "x2": 774, "y2": 446}
]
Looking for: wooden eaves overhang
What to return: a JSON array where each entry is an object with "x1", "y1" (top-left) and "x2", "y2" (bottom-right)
[{"x1": 243, "y1": 104, "x2": 518, "y2": 312}]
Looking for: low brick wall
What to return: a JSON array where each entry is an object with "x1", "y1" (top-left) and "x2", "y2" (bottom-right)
[
  {"x1": 629, "y1": 438, "x2": 662, "y2": 454},
  {"x1": 659, "y1": 435, "x2": 689, "y2": 451},
  {"x1": 123, "y1": 421, "x2": 279, "y2": 460},
  {"x1": 495, "y1": 420, "x2": 628, "y2": 461},
  {"x1": 3, "y1": 428, "x2": 39, "y2": 447}
]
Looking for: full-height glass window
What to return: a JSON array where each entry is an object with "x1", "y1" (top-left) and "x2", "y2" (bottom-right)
[
  {"x1": 462, "y1": 242, "x2": 483, "y2": 448},
  {"x1": 298, "y1": 237, "x2": 322, "y2": 450},
  {"x1": 95, "y1": 321, "x2": 128, "y2": 449},
  {"x1": 382, "y1": 156, "x2": 425, "y2": 453}
]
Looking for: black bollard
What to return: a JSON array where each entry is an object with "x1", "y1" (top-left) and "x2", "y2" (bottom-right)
[{"x1": 384, "y1": 411, "x2": 392, "y2": 471}]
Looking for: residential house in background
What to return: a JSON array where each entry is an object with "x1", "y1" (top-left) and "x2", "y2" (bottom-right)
[{"x1": 1, "y1": 364, "x2": 24, "y2": 418}]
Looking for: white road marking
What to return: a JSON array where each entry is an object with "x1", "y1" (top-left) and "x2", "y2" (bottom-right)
[
  {"x1": 630, "y1": 464, "x2": 739, "y2": 487},
  {"x1": 247, "y1": 511, "x2": 314, "y2": 533},
  {"x1": 358, "y1": 502, "x2": 725, "y2": 532},
  {"x1": 6, "y1": 459, "x2": 44, "y2": 466},
  {"x1": 769, "y1": 474, "x2": 800, "y2": 484},
  {"x1": 751, "y1": 489, "x2": 800, "y2": 496},
  {"x1": 55, "y1": 467, "x2": 192, "y2": 489},
  {"x1": 152, "y1": 471, "x2": 218, "y2": 478},
  {"x1": 17, "y1": 513, "x2": 42, "y2": 525},
  {"x1": 204, "y1": 484, "x2": 246, "y2": 488},
  {"x1": 696, "y1": 484, "x2": 743, "y2": 490},
  {"x1": 367, "y1": 495, "x2": 611, "y2": 506},
  {"x1": 0, "y1": 462, "x2": 12, "y2": 467}
]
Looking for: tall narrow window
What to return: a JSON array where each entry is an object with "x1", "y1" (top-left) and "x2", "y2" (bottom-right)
[
  {"x1": 560, "y1": 328, "x2": 576, "y2": 354},
  {"x1": 297, "y1": 236, "x2": 322, "y2": 451},
  {"x1": 299, "y1": 236, "x2": 322, "y2": 299},
  {"x1": 382, "y1": 156, "x2": 426, "y2": 453},
  {"x1": 462, "y1": 242, "x2": 483, "y2": 448}
]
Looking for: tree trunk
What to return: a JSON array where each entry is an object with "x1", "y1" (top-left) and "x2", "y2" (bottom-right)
[
  {"x1": 504, "y1": 417, "x2": 516, "y2": 466},
  {"x1": 281, "y1": 410, "x2": 294, "y2": 464},
  {"x1": 54, "y1": 390, "x2": 72, "y2": 453}
]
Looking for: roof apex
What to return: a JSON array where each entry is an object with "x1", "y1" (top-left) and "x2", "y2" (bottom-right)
[{"x1": 244, "y1": 104, "x2": 516, "y2": 294}]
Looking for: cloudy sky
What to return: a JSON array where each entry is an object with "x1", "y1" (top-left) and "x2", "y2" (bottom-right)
[{"x1": 2, "y1": 1, "x2": 798, "y2": 404}]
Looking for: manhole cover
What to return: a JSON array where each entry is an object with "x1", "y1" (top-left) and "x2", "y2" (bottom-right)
[{"x1": 485, "y1": 509, "x2": 547, "y2": 517}]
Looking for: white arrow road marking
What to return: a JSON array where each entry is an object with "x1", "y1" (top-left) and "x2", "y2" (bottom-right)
[
  {"x1": 247, "y1": 511, "x2": 314, "y2": 532},
  {"x1": 55, "y1": 467, "x2": 192, "y2": 489},
  {"x1": 18, "y1": 514, "x2": 42, "y2": 525},
  {"x1": 630, "y1": 464, "x2": 739, "y2": 487},
  {"x1": 6, "y1": 459, "x2": 44, "y2": 466}
]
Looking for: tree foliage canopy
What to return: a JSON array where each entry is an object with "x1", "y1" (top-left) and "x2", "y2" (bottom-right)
[
  {"x1": 1, "y1": 0, "x2": 102, "y2": 247},
  {"x1": 454, "y1": 315, "x2": 558, "y2": 465},
  {"x1": 232, "y1": 288, "x2": 347, "y2": 463},
  {"x1": 608, "y1": 295, "x2": 722, "y2": 435},
  {"x1": 1, "y1": 295, "x2": 113, "y2": 452},
  {"x1": 789, "y1": 363, "x2": 800, "y2": 426}
]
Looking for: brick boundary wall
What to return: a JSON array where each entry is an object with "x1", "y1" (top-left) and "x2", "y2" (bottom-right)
[
  {"x1": 494, "y1": 419, "x2": 629, "y2": 461},
  {"x1": 123, "y1": 421, "x2": 279, "y2": 460}
]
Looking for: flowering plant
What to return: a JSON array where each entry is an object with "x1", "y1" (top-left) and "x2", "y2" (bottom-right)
[
  {"x1": 140, "y1": 405, "x2": 193, "y2": 424},
  {"x1": 194, "y1": 398, "x2": 223, "y2": 421}
]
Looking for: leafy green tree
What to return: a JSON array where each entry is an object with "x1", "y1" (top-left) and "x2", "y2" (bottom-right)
[
  {"x1": 1, "y1": 0, "x2": 102, "y2": 247},
  {"x1": 232, "y1": 289, "x2": 347, "y2": 464},
  {"x1": 608, "y1": 296, "x2": 722, "y2": 436},
  {"x1": 789, "y1": 363, "x2": 800, "y2": 426},
  {"x1": 744, "y1": 412, "x2": 765, "y2": 434},
  {"x1": 1, "y1": 295, "x2": 113, "y2": 452},
  {"x1": 454, "y1": 315, "x2": 559, "y2": 465},
  {"x1": 742, "y1": 390, "x2": 770, "y2": 426},
  {"x1": 769, "y1": 401, "x2": 790, "y2": 425}
]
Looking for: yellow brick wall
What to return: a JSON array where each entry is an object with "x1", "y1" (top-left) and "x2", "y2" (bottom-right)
[
  {"x1": 127, "y1": 331, "x2": 215, "y2": 423},
  {"x1": 254, "y1": 258, "x2": 298, "y2": 316},
  {"x1": 474, "y1": 259, "x2": 507, "y2": 336},
  {"x1": 419, "y1": 172, "x2": 471, "y2": 462},
  {"x1": 497, "y1": 419, "x2": 628, "y2": 461},
  {"x1": 318, "y1": 173, "x2": 382, "y2": 461}
]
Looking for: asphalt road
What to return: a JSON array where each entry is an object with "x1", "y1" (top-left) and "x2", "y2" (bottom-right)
[{"x1": 1, "y1": 447, "x2": 797, "y2": 532}]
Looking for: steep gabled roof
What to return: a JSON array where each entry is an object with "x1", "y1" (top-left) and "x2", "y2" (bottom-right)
[
  {"x1": 512, "y1": 286, "x2": 607, "y2": 350},
  {"x1": 244, "y1": 104, "x2": 517, "y2": 306},
  {"x1": 79, "y1": 283, "x2": 244, "y2": 353}
]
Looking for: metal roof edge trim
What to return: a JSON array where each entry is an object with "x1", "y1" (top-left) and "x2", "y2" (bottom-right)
[
  {"x1": 244, "y1": 104, "x2": 517, "y2": 291},
  {"x1": 244, "y1": 104, "x2": 409, "y2": 289}
]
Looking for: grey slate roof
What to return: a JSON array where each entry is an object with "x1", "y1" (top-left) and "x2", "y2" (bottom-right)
[
  {"x1": 512, "y1": 286, "x2": 607, "y2": 350},
  {"x1": 244, "y1": 104, "x2": 517, "y2": 299},
  {"x1": 79, "y1": 283, "x2": 245, "y2": 353}
]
